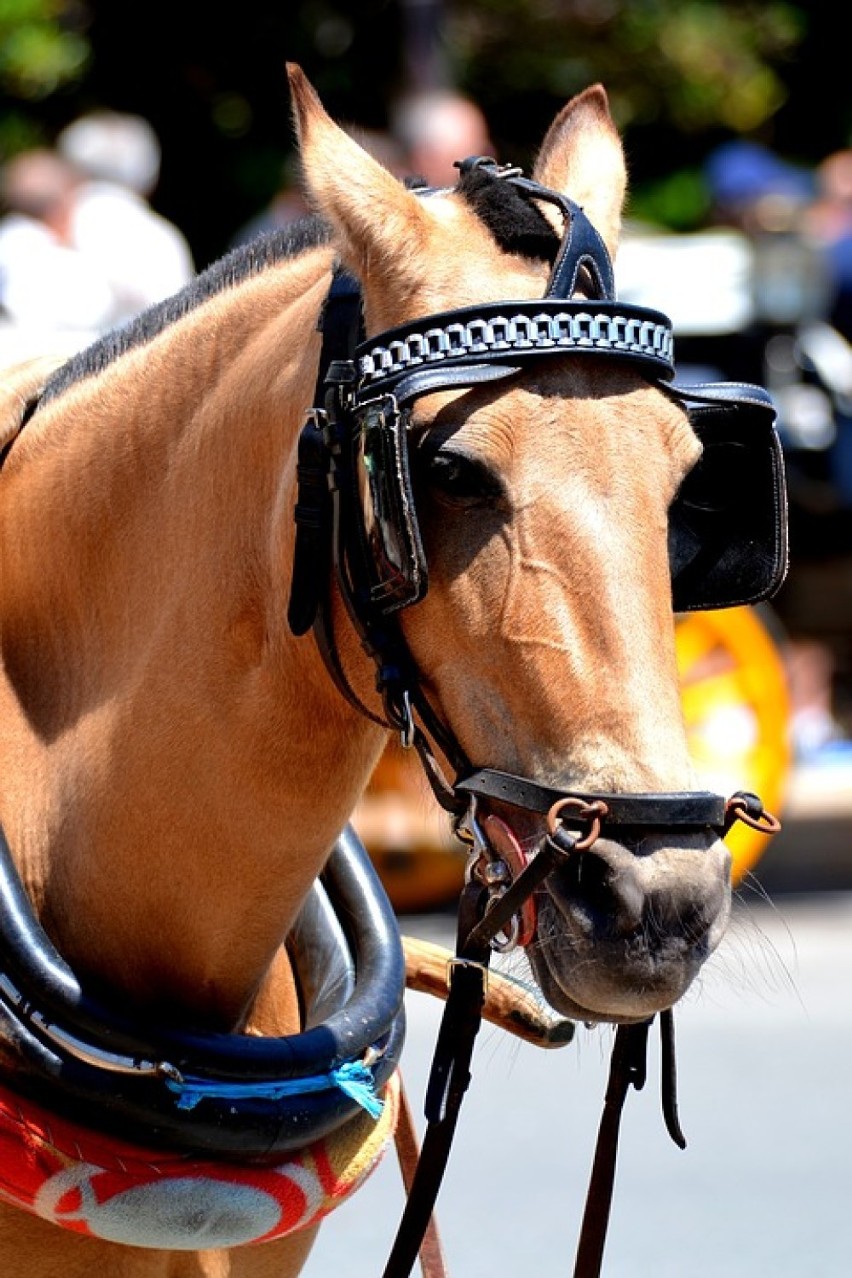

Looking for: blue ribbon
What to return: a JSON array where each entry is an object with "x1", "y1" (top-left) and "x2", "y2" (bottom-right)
[{"x1": 164, "y1": 1058, "x2": 384, "y2": 1119}]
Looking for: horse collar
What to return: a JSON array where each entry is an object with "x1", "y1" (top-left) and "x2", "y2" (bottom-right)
[{"x1": 0, "y1": 826, "x2": 406, "y2": 1159}]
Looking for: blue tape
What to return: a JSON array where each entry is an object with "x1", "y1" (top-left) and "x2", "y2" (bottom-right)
[{"x1": 165, "y1": 1058, "x2": 384, "y2": 1119}]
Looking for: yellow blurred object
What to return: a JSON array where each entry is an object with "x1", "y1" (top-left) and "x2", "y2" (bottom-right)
[
  {"x1": 676, "y1": 605, "x2": 791, "y2": 883},
  {"x1": 356, "y1": 605, "x2": 792, "y2": 909}
]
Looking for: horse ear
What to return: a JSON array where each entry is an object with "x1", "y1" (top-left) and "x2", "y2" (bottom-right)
[
  {"x1": 531, "y1": 85, "x2": 626, "y2": 258},
  {"x1": 286, "y1": 63, "x2": 430, "y2": 278}
]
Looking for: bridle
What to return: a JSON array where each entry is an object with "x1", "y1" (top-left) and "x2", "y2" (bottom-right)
[
  {"x1": 288, "y1": 153, "x2": 786, "y2": 882},
  {"x1": 286, "y1": 157, "x2": 787, "y2": 1277}
]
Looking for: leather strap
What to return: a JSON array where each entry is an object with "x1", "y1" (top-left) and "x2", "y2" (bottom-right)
[
  {"x1": 393, "y1": 1079, "x2": 449, "y2": 1278},
  {"x1": 660, "y1": 1008, "x2": 686, "y2": 1149},
  {"x1": 572, "y1": 1011, "x2": 686, "y2": 1278},
  {"x1": 381, "y1": 883, "x2": 490, "y2": 1278},
  {"x1": 456, "y1": 769, "x2": 728, "y2": 830},
  {"x1": 288, "y1": 264, "x2": 364, "y2": 640},
  {"x1": 382, "y1": 839, "x2": 693, "y2": 1278},
  {"x1": 572, "y1": 1022, "x2": 651, "y2": 1278}
]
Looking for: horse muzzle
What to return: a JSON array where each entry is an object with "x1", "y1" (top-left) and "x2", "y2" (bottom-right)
[{"x1": 455, "y1": 770, "x2": 776, "y2": 1022}]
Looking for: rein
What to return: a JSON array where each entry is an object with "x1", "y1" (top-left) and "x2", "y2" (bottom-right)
[{"x1": 380, "y1": 791, "x2": 769, "y2": 1278}]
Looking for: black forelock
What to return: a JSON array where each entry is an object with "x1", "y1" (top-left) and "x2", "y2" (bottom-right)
[{"x1": 456, "y1": 167, "x2": 560, "y2": 264}]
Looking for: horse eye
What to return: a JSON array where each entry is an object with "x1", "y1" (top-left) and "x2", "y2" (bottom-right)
[{"x1": 421, "y1": 448, "x2": 502, "y2": 507}]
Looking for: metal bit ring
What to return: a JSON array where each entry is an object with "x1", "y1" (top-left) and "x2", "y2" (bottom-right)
[
  {"x1": 546, "y1": 796, "x2": 609, "y2": 850},
  {"x1": 725, "y1": 793, "x2": 781, "y2": 834}
]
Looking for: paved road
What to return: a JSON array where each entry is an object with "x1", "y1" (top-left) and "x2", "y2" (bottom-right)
[{"x1": 309, "y1": 888, "x2": 852, "y2": 1278}]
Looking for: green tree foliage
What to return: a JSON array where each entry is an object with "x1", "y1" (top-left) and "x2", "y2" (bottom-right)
[
  {"x1": 0, "y1": 0, "x2": 89, "y2": 152},
  {"x1": 0, "y1": 0, "x2": 834, "y2": 258},
  {"x1": 446, "y1": 0, "x2": 808, "y2": 229},
  {"x1": 449, "y1": 0, "x2": 804, "y2": 136}
]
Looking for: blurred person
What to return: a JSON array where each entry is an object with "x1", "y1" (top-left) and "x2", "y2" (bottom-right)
[
  {"x1": 391, "y1": 89, "x2": 494, "y2": 187},
  {"x1": 704, "y1": 139, "x2": 815, "y2": 235},
  {"x1": 57, "y1": 110, "x2": 194, "y2": 322},
  {"x1": 804, "y1": 148, "x2": 852, "y2": 344},
  {"x1": 0, "y1": 148, "x2": 117, "y2": 362},
  {"x1": 806, "y1": 149, "x2": 852, "y2": 242}
]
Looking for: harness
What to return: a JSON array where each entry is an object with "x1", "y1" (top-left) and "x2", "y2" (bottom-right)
[
  {"x1": 0, "y1": 823, "x2": 405, "y2": 1156},
  {"x1": 286, "y1": 158, "x2": 788, "y2": 1277}
]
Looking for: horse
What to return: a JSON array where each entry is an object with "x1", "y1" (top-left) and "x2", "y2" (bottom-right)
[{"x1": 0, "y1": 64, "x2": 786, "y2": 1278}]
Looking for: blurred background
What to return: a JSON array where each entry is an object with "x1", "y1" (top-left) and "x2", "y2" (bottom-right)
[
  {"x1": 0, "y1": 0, "x2": 846, "y2": 269},
  {"x1": 2, "y1": 4, "x2": 852, "y2": 1271}
]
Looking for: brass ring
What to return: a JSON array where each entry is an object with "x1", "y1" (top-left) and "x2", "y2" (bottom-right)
[
  {"x1": 546, "y1": 796, "x2": 608, "y2": 850},
  {"x1": 726, "y1": 796, "x2": 782, "y2": 834}
]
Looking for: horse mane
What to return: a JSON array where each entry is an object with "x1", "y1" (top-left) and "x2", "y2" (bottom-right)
[
  {"x1": 40, "y1": 175, "x2": 557, "y2": 407},
  {"x1": 40, "y1": 215, "x2": 333, "y2": 406}
]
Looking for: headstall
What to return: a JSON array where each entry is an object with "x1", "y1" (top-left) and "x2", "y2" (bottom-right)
[{"x1": 288, "y1": 156, "x2": 787, "y2": 844}]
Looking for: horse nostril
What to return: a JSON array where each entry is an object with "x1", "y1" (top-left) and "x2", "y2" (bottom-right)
[
  {"x1": 549, "y1": 842, "x2": 727, "y2": 943},
  {"x1": 552, "y1": 849, "x2": 644, "y2": 932}
]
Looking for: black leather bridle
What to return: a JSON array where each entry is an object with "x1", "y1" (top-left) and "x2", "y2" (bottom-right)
[
  {"x1": 286, "y1": 158, "x2": 787, "y2": 1278},
  {"x1": 288, "y1": 157, "x2": 786, "y2": 853}
]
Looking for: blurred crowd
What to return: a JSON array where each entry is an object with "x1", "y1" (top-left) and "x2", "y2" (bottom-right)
[
  {"x1": 620, "y1": 137, "x2": 852, "y2": 763},
  {"x1": 702, "y1": 136, "x2": 852, "y2": 349},
  {"x1": 0, "y1": 88, "x2": 497, "y2": 362},
  {"x1": 0, "y1": 111, "x2": 195, "y2": 363},
  {"x1": 7, "y1": 90, "x2": 852, "y2": 363}
]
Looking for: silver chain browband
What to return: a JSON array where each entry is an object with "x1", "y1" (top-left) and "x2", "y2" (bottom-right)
[{"x1": 356, "y1": 299, "x2": 675, "y2": 387}]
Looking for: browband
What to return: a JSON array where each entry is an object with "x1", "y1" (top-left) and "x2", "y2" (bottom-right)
[{"x1": 356, "y1": 298, "x2": 675, "y2": 395}]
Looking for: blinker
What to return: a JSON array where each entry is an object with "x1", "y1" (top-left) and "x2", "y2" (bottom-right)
[
  {"x1": 668, "y1": 384, "x2": 788, "y2": 612},
  {"x1": 351, "y1": 395, "x2": 427, "y2": 612},
  {"x1": 345, "y1": 375, "x2": 788, "y2": 620}
]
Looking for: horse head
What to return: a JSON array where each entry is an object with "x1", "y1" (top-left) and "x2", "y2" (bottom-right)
[{"x1": 288, "y1": 66, "x2": 785, "y2": 1025}]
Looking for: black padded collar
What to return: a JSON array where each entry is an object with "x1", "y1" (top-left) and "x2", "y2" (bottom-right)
[{"x1": 0, "y1": 824, "x2": 405, "y2": 1157}]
